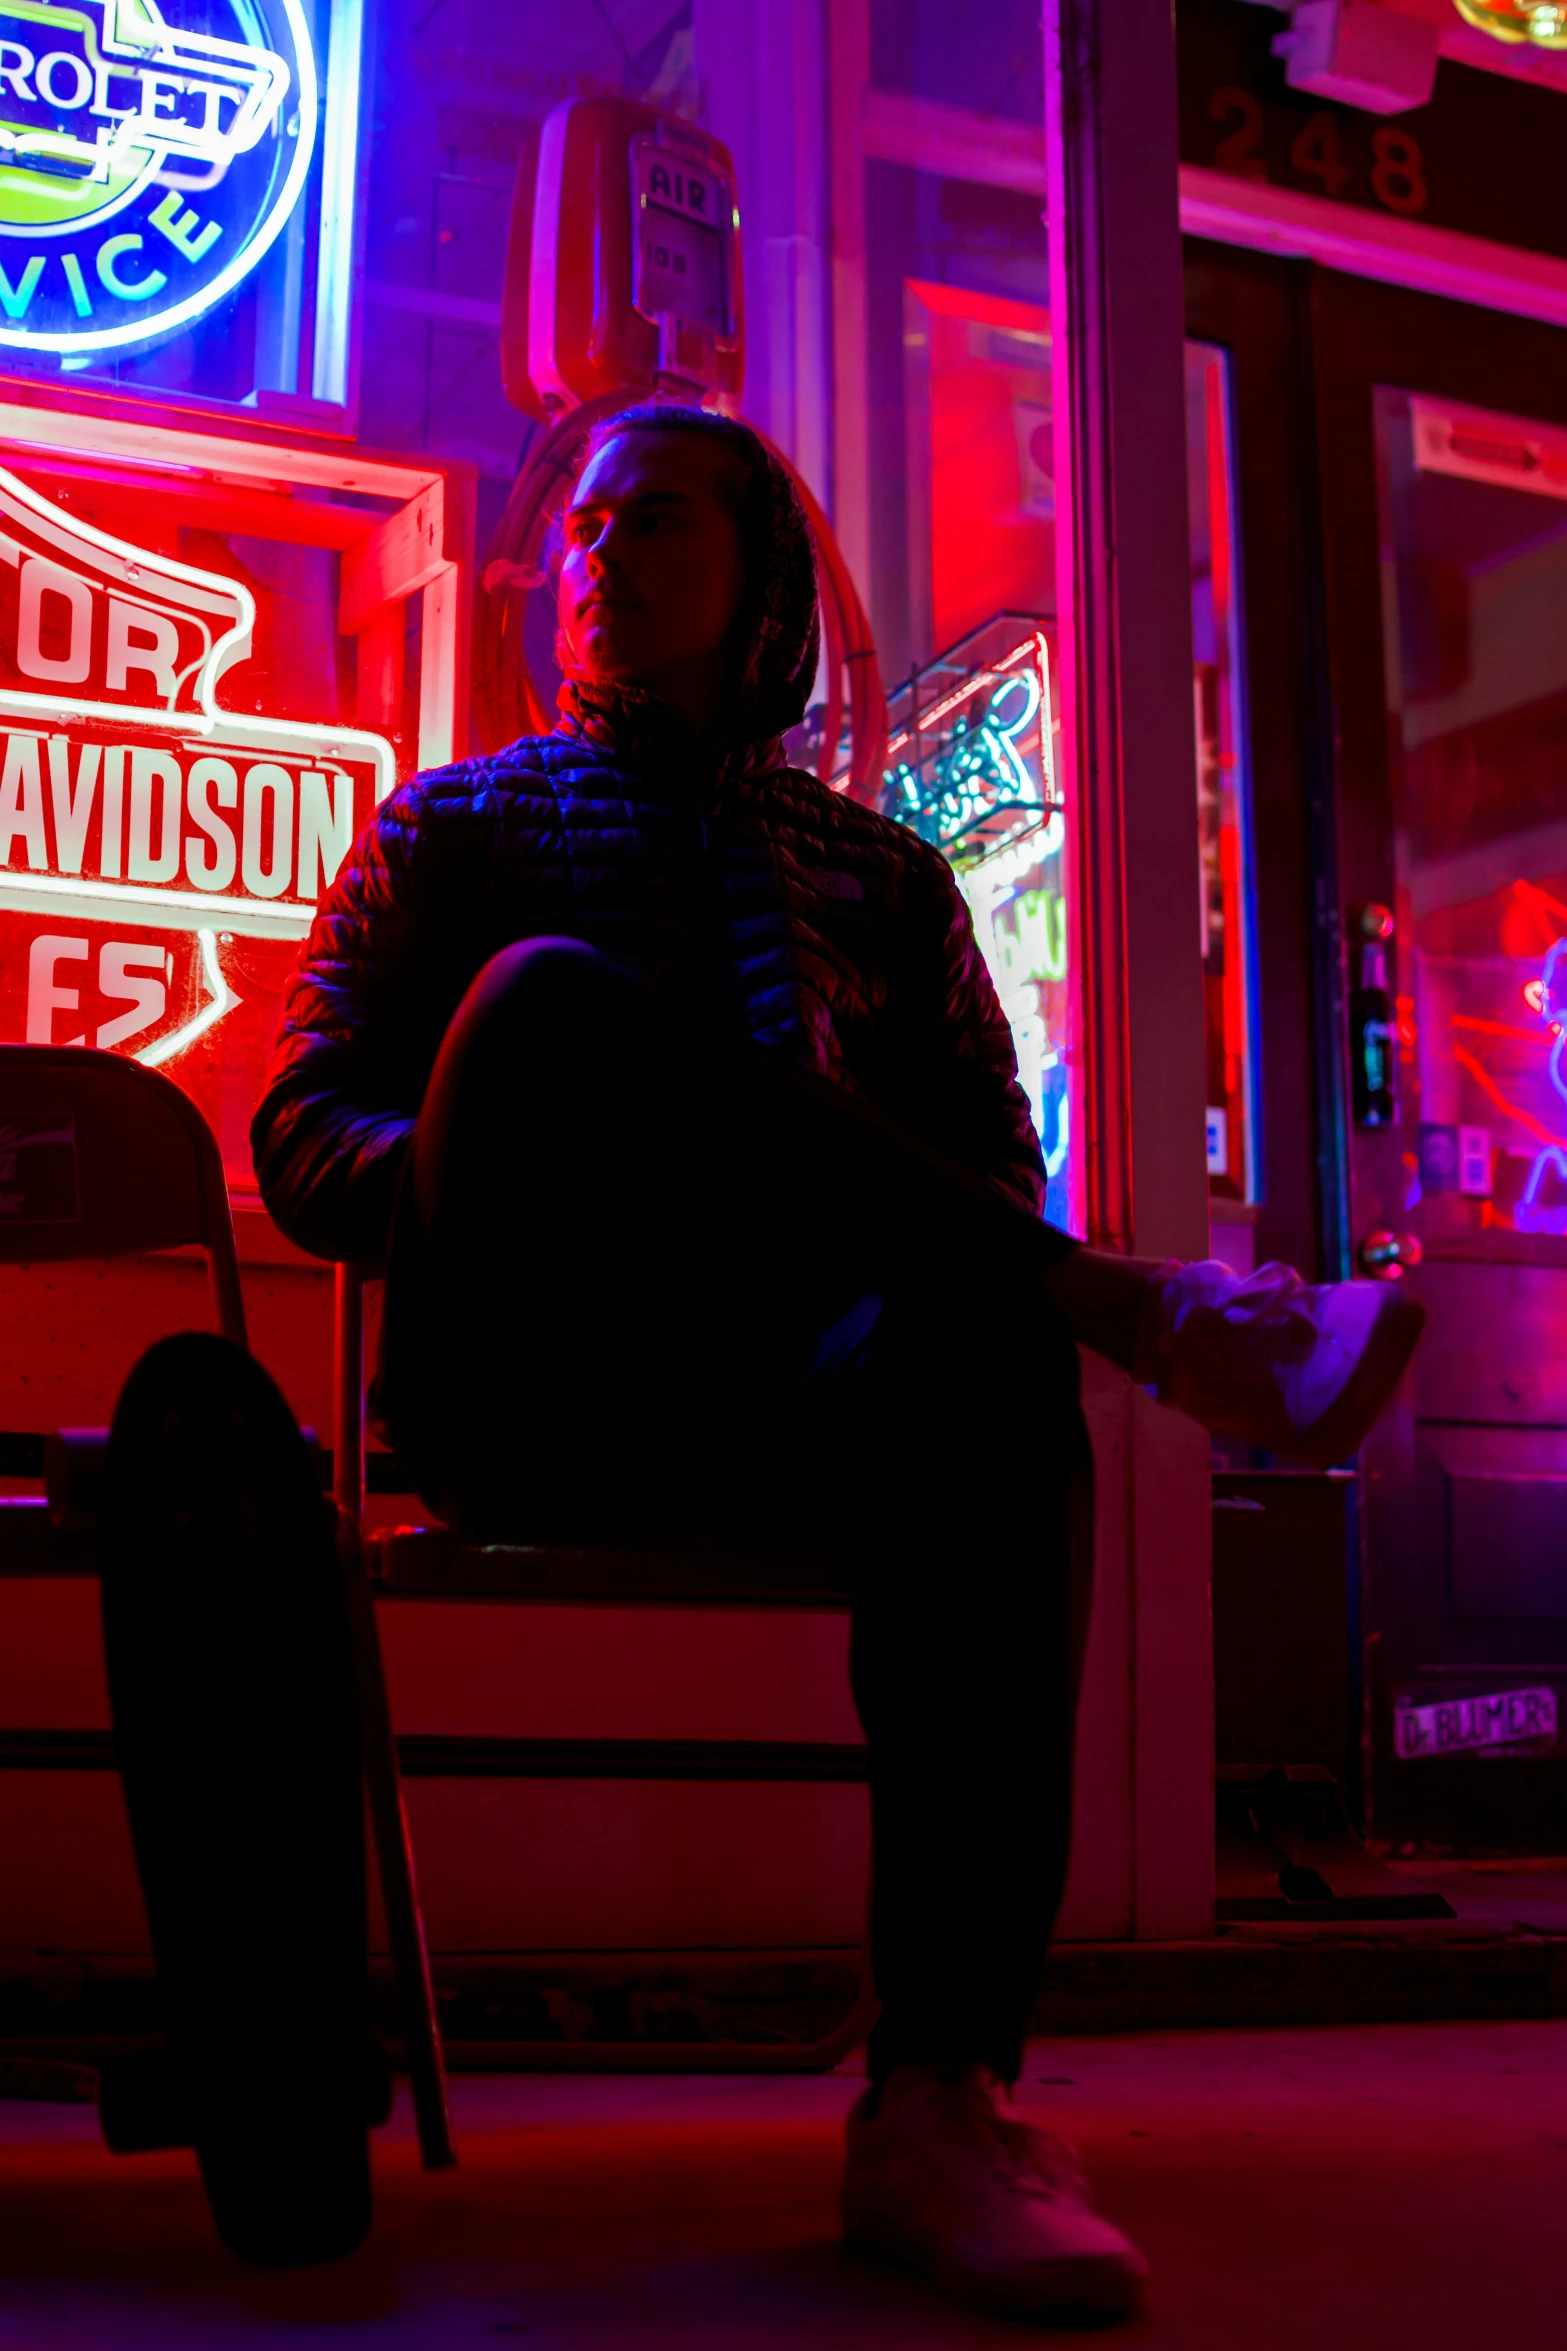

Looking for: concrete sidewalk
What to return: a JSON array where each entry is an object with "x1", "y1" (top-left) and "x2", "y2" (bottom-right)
[{"x1": 2, "y1": 2019, "x2": 1565, "y2": 2345}]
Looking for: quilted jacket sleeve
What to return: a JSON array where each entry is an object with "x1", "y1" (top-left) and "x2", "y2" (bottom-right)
[
  {"x1": 904, "y1": 837, "x2": 1051, "y2": 1222},
  {"x1": 250, "y1": 778, "x2": 478, "y2": 1265}
]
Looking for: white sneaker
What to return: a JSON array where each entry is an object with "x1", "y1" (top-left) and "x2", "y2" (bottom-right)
[
  {"x1": 1140, "y1": 1259, "x2": 1424, "y2": 1467},
  {"x1": 841, "y1": 2065, "x2": 1148, "y2": 2323}
]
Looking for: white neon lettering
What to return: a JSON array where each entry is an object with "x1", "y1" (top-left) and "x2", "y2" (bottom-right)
[
  {"x1": 297, "y1": 769, "x2": 351, "y2": 898},
  {"x1": 16, "y1": 557, "x2": 92, "y2": 685},
  {"x1": 241, "y1": 763, "x2": 293, "y2": 897},
  {"x1": 46, "y1": 738, "x2": 100, "y2": 876},
  {"x1": 0, "y1": 258, "x2": 43, "y2": 323},
  {"x1": 183, "y1": 81, "x2": 228, "y2": 141},
  {"x1": 0, "y1": 733, "x2": 47, "y2": 870},
  {"x1": 91, "y1": 63, "x2": 136, "y2": 120},
  {"x1": 105, "y1": 599, "x2": 179, "y2": 700},
  {"x1": 138, "y1": 928, "x2": 237, "y2": 1069},
  {"x1": 96, "y1": 943, "x2": 166, "y2": 1051},
  {"x1": 76, "y1": 63, "x2": 263, "y2": 149},
  {"x1": 126, "y1": 748, "x2": 181, "y2": 884},
  {"x1": 185, "y1": 755, "x2": 237, "y2": 890},
  {"x1": 99, "y1": 744, "x2": 124, "y2": 879},
  {"x1": 96, "y1": 237, "x2": 168, "y2": 304},
  {"x1": 36, "y1": 51, "x2": 90, "y2": 109},
  {"x1": 136, "y1": 70, "x2": 185, "y2": 122},
  {"x1": 0, "y1": 41, "x2": 35, "y2": 102},
  {"x1": 0, "y1": 464, "x2": 395, "y2": 921},
  {"x1": 25, "y1": 934, "x2": 87, "y2": 1046},
  {"x1": 149, "y1": 191, "x2": 221, "y2": 265}
]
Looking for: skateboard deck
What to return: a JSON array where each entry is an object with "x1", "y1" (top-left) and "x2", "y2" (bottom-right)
[{"x1": 100, "y1": 1332, "x2": 373, "y2": 2266}]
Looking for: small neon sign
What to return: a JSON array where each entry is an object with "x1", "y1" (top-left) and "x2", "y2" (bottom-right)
[
  {"x1": 880, "y1": 623, "x2": 1071, "y2": 1208},
  {"x1": 0, "y1": 0, "x2": 313, "y2": 354}
]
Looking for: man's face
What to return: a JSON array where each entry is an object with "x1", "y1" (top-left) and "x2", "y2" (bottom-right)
[{"x1": 558, "y1": 430, "x2": 748, "y2": 707}]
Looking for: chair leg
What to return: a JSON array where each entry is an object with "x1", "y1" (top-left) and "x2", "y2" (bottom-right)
[{"x1": 339, "y1": 1535, "x2": 456, "y2": 2171}]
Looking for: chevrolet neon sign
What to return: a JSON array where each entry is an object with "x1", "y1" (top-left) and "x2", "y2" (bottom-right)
[{"x1": 0, "y1": 0, "x2": 313, "y2": 352}]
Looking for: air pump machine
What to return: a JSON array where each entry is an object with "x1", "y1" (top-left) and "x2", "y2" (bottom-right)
[{"x1": 473, "y1": 97, "x2": 886, "y2": 795}]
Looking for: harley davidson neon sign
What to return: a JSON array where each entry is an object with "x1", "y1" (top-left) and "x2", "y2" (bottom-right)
[
  {"x1": 0, "y1": 0, "x2": 313, "y2": 353},
  {"x1": 0, "y1": 463, "x2": 393, "y2": 963}
]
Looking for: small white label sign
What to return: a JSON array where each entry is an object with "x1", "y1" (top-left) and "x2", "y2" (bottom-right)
[
  {"x1": 1458, "y1": 1125, "x2": 1492, "y2": 1197},
  {"x1": 1395, "y1": 1686, "x2": 1558, "y2": 1760}
]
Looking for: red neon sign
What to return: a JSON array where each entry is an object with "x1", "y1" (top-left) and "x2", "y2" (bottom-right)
[
  {"x1": 0, "y1": 460, "x2": 399, "y2": 1194},
  {"x1": 0, "y1": 467, "x2": 393, "y2": 931}
]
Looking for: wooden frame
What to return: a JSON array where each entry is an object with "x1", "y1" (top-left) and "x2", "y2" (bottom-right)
[{"x1": 0, "y1": 402, "x2": 474, "y2": 773}]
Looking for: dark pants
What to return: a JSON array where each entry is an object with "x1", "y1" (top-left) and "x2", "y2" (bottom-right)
[{"x1": 378, "y1": 939, "x2": 1090, "y2": 2083}]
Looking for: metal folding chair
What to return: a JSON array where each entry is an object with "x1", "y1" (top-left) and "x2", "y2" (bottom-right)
[
  {"x1": 337, "y1": 1262, "x2": 879, "y2": 2072},
  {"x1": 0, "y1": 1045, "x2": 454, "y2": 2170}
]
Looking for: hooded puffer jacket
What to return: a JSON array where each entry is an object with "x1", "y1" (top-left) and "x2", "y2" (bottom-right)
[{"x1": 251, "y1": 444, "x2": 1045, "y2": 1264}]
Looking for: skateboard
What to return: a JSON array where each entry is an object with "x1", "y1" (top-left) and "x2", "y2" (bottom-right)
[{"x1": 99, "y1": 1331, "x2": 375, "y2": 2266}]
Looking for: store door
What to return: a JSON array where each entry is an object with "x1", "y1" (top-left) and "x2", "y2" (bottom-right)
[
  {"x1": 1314, "y1": 273, "x2": 1567, "y2": 1847},
  {"x1": 1187, "y1": 246, "x2": 1567, "y2": 1845}
]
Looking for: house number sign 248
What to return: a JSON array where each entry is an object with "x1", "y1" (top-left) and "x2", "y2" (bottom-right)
[{"x1": 1209, "y1": 86, "x2": 1428, "y2": 219}]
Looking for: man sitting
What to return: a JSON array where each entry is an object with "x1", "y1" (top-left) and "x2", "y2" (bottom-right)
[{"x1": 250, "y1": 404, "x2": 1420, "y2": 2322}]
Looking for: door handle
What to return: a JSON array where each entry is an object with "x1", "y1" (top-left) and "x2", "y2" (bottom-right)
[{"x1": 1358, "y1": 1230, "x2": 1423, "y2": 1281}]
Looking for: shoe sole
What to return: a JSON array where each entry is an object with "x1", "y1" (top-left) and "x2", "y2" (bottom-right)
[
  {"x1": 100, "y1": 1333, "x2": 372, "y2": 2268},
  {"x1": 1292, "y1": 1288, "x2": 1426, "y2": 1470},
  {"x1": 844, "y1": 2218, "x2": 1148, "y2": 2324}
]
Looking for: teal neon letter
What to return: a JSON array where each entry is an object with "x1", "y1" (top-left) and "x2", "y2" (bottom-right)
[
  {"x1": 95, "y1": 236, "x2": 168, "y2": 302},
  {"x1": 148, "y1": 190, "x2": 221, "y2": 264},
  {"x1": 0, "y1": 256, "x2": 44, "y2": 320},
  {"x1": 61, "y1": 253, "x2": 91, "y2": 317}
]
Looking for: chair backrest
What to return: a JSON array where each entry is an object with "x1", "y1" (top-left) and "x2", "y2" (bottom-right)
[{"x1": 0, "y1": 1045, "x2": 247, "y2": 1350}]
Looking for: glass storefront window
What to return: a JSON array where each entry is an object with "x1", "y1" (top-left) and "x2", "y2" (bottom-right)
[
  {"x1": 1377, "y1": 390, "x2": 1567, "y2": 1243},
  {"x1": 1186, "y1": 339, "x2": 1260, "y2": 1207},
  {"x1": 889, "y1": 306, "x2": 1260, "y2": 1235},
  {"x1": 902, "y1": 279, "x2": 1056, "y2": 659}
]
